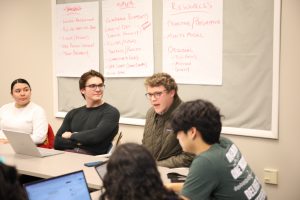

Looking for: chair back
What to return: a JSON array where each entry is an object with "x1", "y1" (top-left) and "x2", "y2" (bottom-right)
[
  {"x1": 38, "y1": 124, "x2": 55, "y2": 149},
  {"x1": 96, "y1": 131, "x2": 122, "y2": 158},
  {"x1": 109, "y1": 131, "x2": 123, "y2": 153}
]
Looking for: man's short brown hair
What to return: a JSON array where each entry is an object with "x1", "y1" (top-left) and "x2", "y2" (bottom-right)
[{"x1": 144, "y1": 73, "x2": 178, "y2": 96}]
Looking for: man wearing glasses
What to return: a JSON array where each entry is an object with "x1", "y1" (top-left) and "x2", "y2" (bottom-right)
[
  {"x1": 54, "y1": 70, "x2": 120, "y2": 155},
  {"x1": 143, "y1": 73, "x2": 194, "y2": 168}
]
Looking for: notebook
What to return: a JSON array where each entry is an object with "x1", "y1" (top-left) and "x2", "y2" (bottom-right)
[
  {"x1": 94, "y1": 161, "x2": 108, "y2": 180},
  {"x1": 24, "y1": 170, "x2": 91, "y2": 200},
  {"x1": 2, "y1": 129, "x2": 63, "y2": 157}
]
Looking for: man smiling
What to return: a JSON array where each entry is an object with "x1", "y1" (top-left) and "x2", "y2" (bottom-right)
[{"x1": 54, "y1": 70, "x2": 120, "y2": 155}]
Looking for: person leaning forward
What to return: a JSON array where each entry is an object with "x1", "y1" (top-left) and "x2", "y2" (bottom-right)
[
  {"x1": 142, "y1": 73, "x2": 194, "y2": 168},
  {"x1": 54, "y1": 70, "x2": 120, "y2": 155},
  {"x1": 167, "y1": 99, "x2": 267, "y2": 200}
]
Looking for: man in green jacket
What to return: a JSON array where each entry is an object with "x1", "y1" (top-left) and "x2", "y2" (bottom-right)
[{"x1": 143, "y1": 73, "x2": 194, "y2": 168}]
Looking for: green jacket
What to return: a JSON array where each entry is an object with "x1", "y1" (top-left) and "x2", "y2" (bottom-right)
[{"x1": 142, "y1": 96, "x2": 194, "y2": 168}]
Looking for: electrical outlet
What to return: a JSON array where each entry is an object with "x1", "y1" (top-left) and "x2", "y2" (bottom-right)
[{"x1": 264, "y1": 168, "x2": 278, "y2": 185}]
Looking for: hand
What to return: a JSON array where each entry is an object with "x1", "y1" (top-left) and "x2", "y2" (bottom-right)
[
  {"x1": 164, "y1": 182, "x2": 184, "y2": 193},
  {"x1": 62, "y1": 131, "x2": 72, "y2": 139},
  {"x1": 0, "y1": 139, "x2": 9, "y2": 144}
]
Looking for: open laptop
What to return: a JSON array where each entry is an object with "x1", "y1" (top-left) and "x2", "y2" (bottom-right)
[
  {"x1": 94, "y1": 160, "x2": 108, "y2": 180},
  {"x1": 24, "y1": 170, "x2": 91, "y2": 200},
  {"x1": 2, "y1": 129, "x2": 63, "y2": 157}
]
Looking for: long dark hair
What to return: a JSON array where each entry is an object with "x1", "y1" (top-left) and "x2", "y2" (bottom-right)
[
  {"x1": 0, "y1": 163, "x2": 27, "y2": 200},
  {"x1": 100, "y1": 143, "x2": 180, "y2": 200}
]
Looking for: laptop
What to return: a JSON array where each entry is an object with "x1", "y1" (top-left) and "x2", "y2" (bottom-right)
[
  {"x1": 24, "y1": 170, "x2": 91, "y2": 200},
  {"x1": 94, "y1": 160, "x2": 108, "y2": 180},
  {"x1": 2, "y1": 129, "x2": 63, "y2": 157}
]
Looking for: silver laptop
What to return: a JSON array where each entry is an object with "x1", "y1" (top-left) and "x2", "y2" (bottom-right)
[
  {"x1": 2, "y1": 129, "x2": 63, "y2": 157},
  {"x1": 24, "y1": 170, "x2": 91, "y2": 200}
]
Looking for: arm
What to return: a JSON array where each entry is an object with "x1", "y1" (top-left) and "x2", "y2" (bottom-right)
[
  {"x1": 142, "y1": 108, "x2": 153, "y2": 145},
  {"x1": 157, "y1": 152, "x2": 194, "y2": 168},
  {"x1": 31, "y1": 105, "x2": 48, "y2": 144},
  {"x1": 54, "y1": 111, "x2": 77, "y2": 150},
  {"x1": 165, "y1": 182, "x2": 184, "y2": 193},
  {"x1": 70, "y1": 106, "x2": 120, "y2": 145},
  {"x1": 164, "y1": 183, "x2": 189, "y2": 200},
  {"x1": 157, "y1": 128, "x2": 194, "y2": 168}
]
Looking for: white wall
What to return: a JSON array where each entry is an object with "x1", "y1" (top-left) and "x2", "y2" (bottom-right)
[{"x1": 0, "y1": 0, "x2": 299, "y2": 199}]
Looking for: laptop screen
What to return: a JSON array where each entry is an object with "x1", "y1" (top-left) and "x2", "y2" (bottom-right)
[{"x1": 24, "y1": 170, "x2": 91, "y2": 200}]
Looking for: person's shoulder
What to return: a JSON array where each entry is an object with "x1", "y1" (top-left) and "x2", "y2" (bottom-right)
[
  {"x1": 103, "y1": 102, "x2": 117, "y2": 109},
  {"x1": 65, "y1": 105, "x2": 85, "y2": 116},
  {"x1": 145, "y1": 107, "x2": 156, "y2": 117},
  {"x1": 27, "y1": 102, "x2": 46, "y2": 113},
  {"x1": 102, "y1": 103, "x2": 119, "y2": 113},
  {"x1": 165, "y1": 96, "x2": 182, "y2": 115},
  {"x1": 219, "y1": 136, "x2": 234, "y2": 147},
  {"x1": 0, "y1": 102, "x2": 14, "y2": 109},
  {"x1": 29, "y1": 102, "x2": 44, "y2": 109},
  {"x1": 191, "y1": 153, "x2": 217, "y2": 172}
]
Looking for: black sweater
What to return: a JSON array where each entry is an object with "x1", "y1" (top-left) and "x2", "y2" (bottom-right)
[{"x1": 54, "y1": 103, "x2": 120, "y2": 155}]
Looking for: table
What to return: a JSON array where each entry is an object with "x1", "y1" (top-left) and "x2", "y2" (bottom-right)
[
  {"x1": 0, "y1": 144, "x2": 105, "y2": 189},
  {"x1": 0, "y1": 143, "x2": 189, "y2": 198}
]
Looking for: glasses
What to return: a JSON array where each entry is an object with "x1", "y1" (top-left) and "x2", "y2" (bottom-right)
[
  {"x1": 145, "y1": 90, "x2": 167, "y2": 99},
  {"x1": 85, "y1": 83, "x2": 105, "y2": 91}
]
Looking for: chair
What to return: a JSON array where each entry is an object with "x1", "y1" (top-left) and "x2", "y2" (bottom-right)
[
  {"x1": 96, "y1": 131, "x2": 122, "y2": 158},
  {"x1": 38, "y1": 124, "x2": 55, "y2": 149}
]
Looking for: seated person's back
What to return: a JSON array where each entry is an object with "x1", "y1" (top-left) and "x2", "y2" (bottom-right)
[
  {"x1": 168, "y1": 99, "x2": 267, "y2": 200},
  {"x1": 100, "y1": 143, "x2": 181, "y2": 200}
]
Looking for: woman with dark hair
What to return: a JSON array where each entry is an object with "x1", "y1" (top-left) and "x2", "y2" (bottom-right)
[
  {"x1": 0, "y1": 78, "x2": 48, "y2": 144},
  {"x1": 100, "y1": 143, "x2": 181, "y2": 200},
  {"x1": 0, "y1": 162, "x2": 27, "y2": 200}
]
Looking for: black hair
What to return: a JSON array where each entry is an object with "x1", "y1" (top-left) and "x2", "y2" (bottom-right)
[
  {"x1": 170, "y1": 99, "x2": 222, "y2": 144},
  {"x1": 0, "y1": 163, "x2": 27, "y2": 200},
  {"x1": 100, "y1": 143, "x2": 180, "y2": 200}
]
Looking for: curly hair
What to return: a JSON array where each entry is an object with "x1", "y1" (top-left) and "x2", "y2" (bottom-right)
[
  {"x1": 100, "y1": 143, "x2": 180, "y2": 200},
  {"x1": 170, "y1": 99, "x2": 222, "y2": 144},
  {"x1": 144, "y1": 73, "x2": 178, "y2": 97},
  {"x1": 0, "y1": 163, "x2": 27, "y2": 200}
]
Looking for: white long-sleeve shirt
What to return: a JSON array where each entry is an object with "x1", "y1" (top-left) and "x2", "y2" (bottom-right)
[{"x1": 0, "y1": 102, "x2": 47, "y2": 144}]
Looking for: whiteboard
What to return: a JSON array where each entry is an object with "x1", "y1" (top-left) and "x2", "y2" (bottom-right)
[{"x1": 53, "y1": 0, "x2": 281, "y2": 139}]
